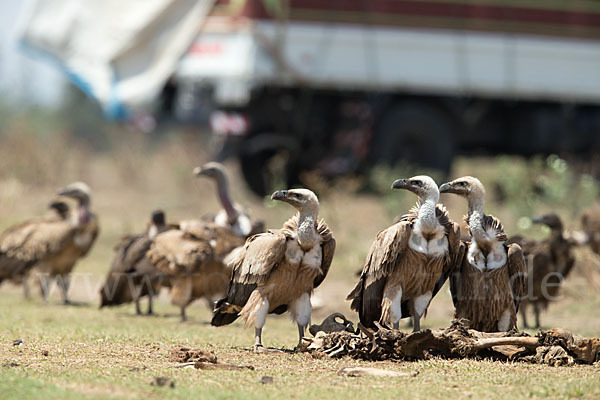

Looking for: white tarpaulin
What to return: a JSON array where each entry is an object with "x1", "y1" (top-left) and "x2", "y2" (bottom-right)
[{"x1": 18, "y1": 0, "x2": 215, "y2": 119}]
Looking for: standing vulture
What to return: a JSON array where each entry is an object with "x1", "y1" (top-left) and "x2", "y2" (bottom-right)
[
  {"x1": 508, "y1": 214, "x2": 576, "y2": 328},
  {"x1": 147, "y1": 220, "x2": 246, "y2": 321},
  {"x1": 31, "y1": 182, "x2": 99, "y2": 304},
  {"x1": 347, "y1": 176, "x2": 461, "y2": 331},
  {"x1": 211, "y1": 189, "x2": 335, "y2": 351},
  {"x1": 100, "y1": 210, "x2": 171, "y2": 315},
  {"x1": 179, "y1": 162, "x2": 263, "y2": 236},
  {"x1": 440, "y1": 176, "x2": 527, "y2": 332},
  {"x1": 0, "y1": 200, "x2": 70, "y2": 298}
]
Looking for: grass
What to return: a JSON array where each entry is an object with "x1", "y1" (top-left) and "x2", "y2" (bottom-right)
[
  {"x1": 2, "y1": 295, "x2": 599, "y2": 400},
  {"x1": 1, "y1": 117, "x2": 600, "y2": 399}
]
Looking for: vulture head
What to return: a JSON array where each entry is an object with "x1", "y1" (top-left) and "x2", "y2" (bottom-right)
[
  {"x1": 271, "y1": 188, "x2": 319, "y2": 214},
  {"x1": 148, "y1": 209, "x2": 167, "y2": 239},
  {"x1": 532, "y1": 213, "x2": 563, "y2": 232},
  {"x1": 439, "y1": 176, "x2": 485, "y2": 201},
  {"x1": 194, "y1": 162, "x2": 227, "y2": 183},
  {"x1": 48, "y1": 200, "x2": 70, "y2": 220},
  {"x1": 151, "y1": 210, "x2": 166, "y2": 227},
  {"x1": 58, "y1": 182, "x2": 92, "y2": 205},
  {"x1": 391, "y1": 175, "x2": 439, "y2": 200}
]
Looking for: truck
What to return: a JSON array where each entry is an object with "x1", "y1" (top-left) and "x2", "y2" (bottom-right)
[{"x1": 20, "y1": 0, "x2": 600, "y2": 195}]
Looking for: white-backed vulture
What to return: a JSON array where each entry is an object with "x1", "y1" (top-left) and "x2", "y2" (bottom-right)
[
  {"x1": 508, "y1": 214, "x2": 576, "y2": 328},
  {"x1": 100, "y1": 210, "x2": 172, "y2": 315},
  {"x1": 211, "y1": 189, "x2": 335, "y2": 351},
  {"x1": 347, "y1": 176, "x2": 461, "y2": 332},
  {"x1": 30, "y1": 182, "x2": 99, "y2": 304},
  {"x1": 440, "y1": 176, "x2": 527, "y2": 332},
  {"x1": 0, "y1": 200, "x2": 71, "y2": 297},
  {"x1": 147, "y1": 220, "x2": 246, "y2": 321},
  {"x1": 181, "y1": 162, "x2": 263, "y2": 236}
]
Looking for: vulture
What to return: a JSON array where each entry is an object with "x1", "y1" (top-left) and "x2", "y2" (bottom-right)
[
  {"x1": 347, "y1": 176, "x2": 461, "y2": 331},
  {"x1": 0, "y1": 200, "x2": 70, "y2": 297},
  {"x1": 180, "y1": 162, "x2": 263, "y2": 236},
  {"x1": 147, "y1": 220, "x2": 246, "y2": 321},
  {"x1": 508, "y1": 214, "x2": 576, "y2": 328},
  {"x1": 31, "y1": 182, "x2": 99, "y2": 303},
  {"x1": 439, "y1": 176, "x2": 527, "y2": 332},
  {"x1": 211, "y1": 189, "x2": 335, "y2": 351},
  {"x1": 100, "y1": 210, "x2": 171, "y2": 315}
]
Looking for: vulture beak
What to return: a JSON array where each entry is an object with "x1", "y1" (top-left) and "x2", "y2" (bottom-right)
[
  {"x1": 271, "y1": 190, "x2": 288, "y2": 201},
  {"x1": 57, "y1": 186, "x2": 77, "y2": 198},
  {"x1": 438, "y1": 182, "x2": 452, "y2": 193},
  {"x1": 439, "y1": 182, "x2": 466, "y2": 195},
  {"x1": 391, "y1": 179, "x2": 410, "y2": 190},
  {"x1": 531, "y1": 216, "x2": 545, "y2": 225},
  {"x1": 193, "y1": 166, "x2": 206, "y2": 177}
]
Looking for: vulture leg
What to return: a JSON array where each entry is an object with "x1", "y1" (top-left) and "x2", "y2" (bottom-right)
[
  {"x1": 253, "y1": 298, "x2": 270, "y2": 352},
  {"x1": 134, "y1": 285, "x2": 143, "y2": 315},
  {"x1": 296, "y1": 324, "x2": 305, "y2": 349},
  {"x1": 289, "y1": 293, "x2": 311, "y2": 350},
  {"x1": 412, "y1": 292, "x2": 432, "y2": 333},
  {"x1": 135, "y1": 298, "x2": 142, "y2": 315},
  {"x1": 393, "y1": 322, "x2": 400, "y2": 330},
  {"x1": 57, "y1": 274, "x2": 71, "y2": 305},
  {"x1": 22, "y1": 277, "x2": 31, "y2": 300},
  {"x1": 534, "y1": 303, "x2": 541, "y2": 329},
  {"x1": 38, "y1": 274, "x2": 52, "y2": 303},
  {"x1": 412, "y1": 315, "x2": 421, "y2": 332},
  {"x1": 520, "y1": 305, "x2": 529, "y2": 329},
  {"x1": 254, "y1": 328, "x2": 263, "y2": 351},
  {"x1": 180, "y1": 307, "x2": 187, "y2": 322},
  {"x1": 147, "y1": 294, "x2": 154, "y2": 315}
]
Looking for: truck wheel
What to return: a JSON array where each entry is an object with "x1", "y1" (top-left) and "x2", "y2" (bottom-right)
[
  {"x1": 240, "y1": 149, "x2": 277, "y2": 196},
  {"x1": 371, "y1": 101, "x2": 456, "y2": 173}
]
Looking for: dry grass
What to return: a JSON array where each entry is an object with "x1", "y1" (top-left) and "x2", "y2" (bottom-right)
[{"x1": 1, "y1": 121, "x2": 600, "y2": 399}]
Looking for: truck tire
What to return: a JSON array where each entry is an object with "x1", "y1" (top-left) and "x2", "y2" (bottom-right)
[
  {"x1": 371, "y1": 101, "x2": 456, "y2": 173},
  {"x1": 238, "y1": 133, "x2": 300, "y2": 196},
  {"x1": 240, "y1": 148, "x2": 277, "y2": 196}
]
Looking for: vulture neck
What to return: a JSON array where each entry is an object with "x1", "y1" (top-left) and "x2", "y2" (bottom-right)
[
  {"x1": 416, "y1": 196, "x2": 439, "y2": 233},
  {"x1": 148, "y1": 223, "x2": 166, "y2": 239},
  {"x1": 550, "y1": 228, "x2": 564, "y2": 241},
  {"x1": 297, "y1": 208, "x2": 319, "y2": 250},
  {"x1": 215, "y1": 175, "x2": 238, "y2": 224},
  {"x1": 467, "y1": 196, "x2": 487, "y2": 244},
  {"x1": 75, "y1": 198, "x2": 91, "y2": 226}
]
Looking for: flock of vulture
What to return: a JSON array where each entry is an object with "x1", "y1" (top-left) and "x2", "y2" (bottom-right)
[{"x1": 0, "y1": 162, "x2": 598, "y2": 351}]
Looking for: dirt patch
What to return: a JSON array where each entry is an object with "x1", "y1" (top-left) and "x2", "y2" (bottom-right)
[
  {"x1": 169, "y1": 347, "x2": 255, "y2": 371},
  {"x1": 169, "y1": 347, "x2": 217, "y2": 364}
]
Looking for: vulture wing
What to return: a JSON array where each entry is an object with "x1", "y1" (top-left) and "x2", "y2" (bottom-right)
[
  {"x1": 77, "y1": 221, "x2": 100, "y2": 258},
  {"x1": 314, "y1": 218, "x2": 336, "y2": 289},
  {"x1": 346, "y1": 221, "x2": 411, "y2": 328},
  {"x1": 430, "y1": 205, "x2": 462, "y2": 299},
  {"x1": 112, "y1": 234, "x2": 150, "y2": 273},
  {"x1": 449, "y1": 241, "x2": 469, "y2": 308},
  {"x1": 211, "y1": 231, "x2": 287, "y2": 326},
  {"x1": 147, "y1": 229, "x2": 213, "y2": 275},
  {"x1": 507, "y1": 243, "x2": 527, "y2": 311},
  {"x1": 0, "y1": 219, "x2": 75, "y2": 262},
  {"x1": 185, "y1": 224, "x2": 245, "y2": 259}
]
